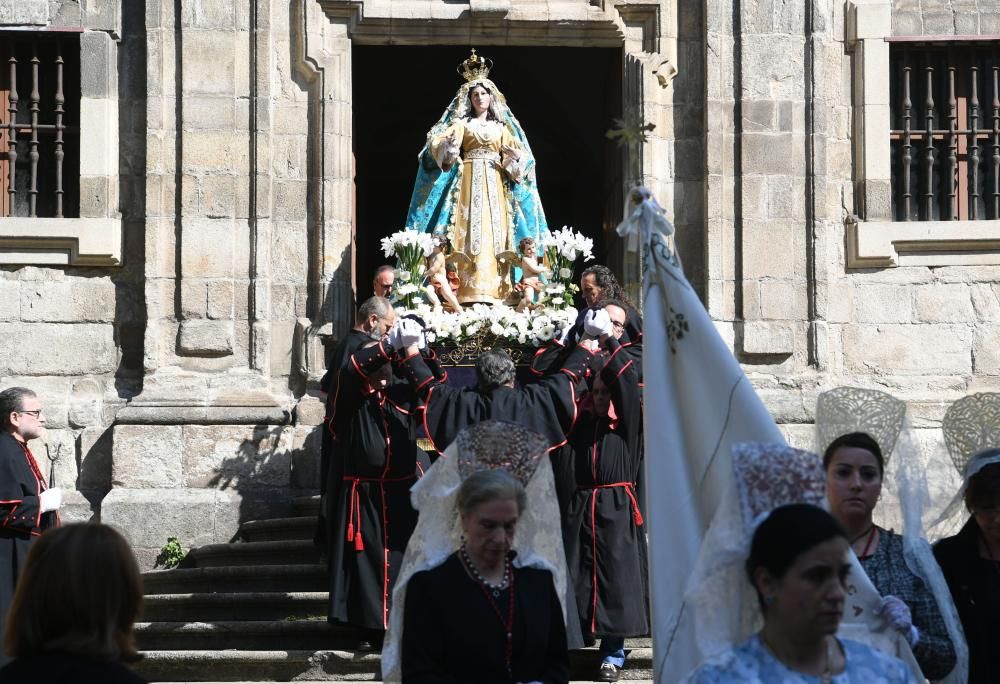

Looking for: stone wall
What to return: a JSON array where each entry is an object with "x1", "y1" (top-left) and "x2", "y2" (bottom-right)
[
  {"x1": 0, "y1": 0, "x2": 144, "y2": 523},
  {"x1": 892, "y1": 0, "x2": 1000, "y2": 36}
]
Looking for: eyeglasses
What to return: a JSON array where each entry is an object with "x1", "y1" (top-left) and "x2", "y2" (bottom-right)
[{"x1": 17, "y1": 410, "x2": 42, "y2": 418}]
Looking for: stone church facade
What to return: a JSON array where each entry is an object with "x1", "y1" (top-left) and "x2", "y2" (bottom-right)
[{"x1": 0, "y1": 0, "x2": 996, "y2": 565}]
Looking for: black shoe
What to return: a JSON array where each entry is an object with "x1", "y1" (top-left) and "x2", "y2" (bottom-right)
[{"x1": 597, "y1": 661, "x2": 620, "y2": 682}]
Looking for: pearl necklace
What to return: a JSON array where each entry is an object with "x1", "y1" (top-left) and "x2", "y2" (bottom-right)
[{"x1": 460, "y1": 545, "x2": 510, "y2": 598}]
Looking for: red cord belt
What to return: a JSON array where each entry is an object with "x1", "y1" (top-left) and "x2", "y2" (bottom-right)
[
  {"x1": 343, "y1": 473, "x2": 417, "y2": 551},
  {"x1": 579, "y1": 481, "x2": 644, "y2": 526}
]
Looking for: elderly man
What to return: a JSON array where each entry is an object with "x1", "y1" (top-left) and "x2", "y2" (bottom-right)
[
  {"x1": 324, "y1": 320, "x2": 428, "y2": 636},
  {"x1": 396, "y1": 320, "x2": 598, "y2": 454},
  {"x1": 372, "y1": 265, "x2": 395, "y2": 299},
  {"x1": 0, "y1": 387, "x2": 61, "y2": 665},
  {"x1": 316, "y1": 297, "x2": 396, "y2": 551}
]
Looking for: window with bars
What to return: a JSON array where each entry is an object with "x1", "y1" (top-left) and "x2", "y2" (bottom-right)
[
  {"x1": 890, "y1": 41, "x2": 1000, "y2": 222},
  {"x1": 0, "y1": 32, "x2": 80, "y2": 219}
]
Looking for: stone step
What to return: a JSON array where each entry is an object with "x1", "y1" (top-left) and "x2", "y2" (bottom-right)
[
  {"x1": 136, "y1": 648, "x2": 654, "y2": 682},
  {"x1": 293, "y1": 494, "x2": 321, "y2": 517},
  {"x1": 142, "y1": 565, "x2": 328, "y2": 595},
  {"x1": 142, "y1": 593, "x2": 327, "y2": 622},
  {"x1": 187, "y1": 540, "x2": 320, "y2": 568},
  {"x1": 135, "y1": 620, "x2": 365, "y2": 652},
  {"x1": 239, "y1": 516, "x2": 318, "y2": 543},
  {"x1": 134, "y1": 650, "x2": 379, "y2": 682}
]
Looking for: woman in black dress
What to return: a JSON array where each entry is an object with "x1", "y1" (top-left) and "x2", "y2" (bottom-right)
[
  {"x1": 933, "y1": 448, "x2": 1000, "y2": 684},
  {"x1": 401, "y1": 467, "x2": 568, "y2": 683},
  {"x1": 383, "y1": 420, "x2": 570, "y2": 684}
]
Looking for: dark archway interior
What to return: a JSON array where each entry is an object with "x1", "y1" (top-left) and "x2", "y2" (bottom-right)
[{"x1": 352, "y1": 45, "x2": 622, "y2": 300}]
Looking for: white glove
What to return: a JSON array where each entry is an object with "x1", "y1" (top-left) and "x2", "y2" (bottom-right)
[
  {"x1": 384, "y1": 321, "x2": 404, "y2": 349},
  {"x1": 583, "y1": 308, "x2": 614, "y2": 338},
  {"x1": 398, "y1": 319, "x2": 423, "y2": 349},
  {"x1": 39, "y1": 487, "x2": 63, "y2": 513},
  {"x1": 880, "y1": 595, "x2": 919, "y2": 646},
  {"x1": 555, "y1": 325, "x2": 573, "y2": 346}
]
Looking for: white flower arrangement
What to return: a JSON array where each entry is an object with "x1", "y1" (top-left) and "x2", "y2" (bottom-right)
[
  {"x1": 397, "y1": 302, "x2": 578, "y2": 348},
  {"x1": 382, "y1": 228, "x2": 436, "y2": 308}
]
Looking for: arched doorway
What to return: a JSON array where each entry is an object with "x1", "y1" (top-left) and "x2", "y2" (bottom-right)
[{"x1": 352, "y1": 45, "x2": 623, "y2": 300}]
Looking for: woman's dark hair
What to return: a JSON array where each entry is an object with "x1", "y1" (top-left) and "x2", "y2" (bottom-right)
[
  {"x1": 965, "y1": 452, "x2": 1000, "y2": 513},
  {"x1": 822, "y1": 431, "x2": 884, "y2": 475},
  {"x1": 745, "y1": 504, "x2": 846, "y2": 608},
  {"x1": 4, "y1": 523, "x2": 143, "y2": 662},
  {"x1": 464, "y1": 83, "x2": 498, "y2": 122},
  {"x1": 581, "y1": 265, "x2": 635, "y2": 310}
]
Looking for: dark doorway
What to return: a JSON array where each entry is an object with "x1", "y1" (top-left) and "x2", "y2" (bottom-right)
[{"x1": 352, "y1": 45, "x2": 622, "y2": 300}]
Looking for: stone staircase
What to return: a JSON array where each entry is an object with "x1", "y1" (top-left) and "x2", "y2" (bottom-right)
[{"x1": 133, "y1": 496, "x2": 654, "y2": 682}]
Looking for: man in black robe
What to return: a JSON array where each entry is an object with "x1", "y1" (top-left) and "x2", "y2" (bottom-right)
[
  {"x1": 0, "y1": 387, "x2": 61, "y2": 665},
  {"x1": 560, "y1": 309, "x2": 648, "y2": 683},
  {"x1": 316, "y1": 297, "x2": 396, "y2": 551},
  {"x1": 325, "y1": 321, "x2": 429, "y2": 636},
  {"x1": 396, "y1": 335, "x2": 594, "y2": 455}
]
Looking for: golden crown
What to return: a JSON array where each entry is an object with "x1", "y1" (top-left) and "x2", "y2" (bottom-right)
[{"x1": 457, "y1": 49, "x2": 493, "y2": 82}]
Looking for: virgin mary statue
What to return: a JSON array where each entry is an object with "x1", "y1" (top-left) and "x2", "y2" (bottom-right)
[{"x1": 405, "y1": 50, "x2": 549, "y2": 304}]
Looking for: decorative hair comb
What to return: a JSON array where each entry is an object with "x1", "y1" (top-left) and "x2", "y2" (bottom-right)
[
  {"x1": 455, "y1": 420, "x2": 548, "y2": 485},
  {"x1": 816, "y1": 387, "x2": 906, "y2": 462},
  {"x1": 731, "y1": 442, "x2": 827, "y2": 533},
  {"x1": 942, "y1": 392, "x2": 1000, "y2": 476}
]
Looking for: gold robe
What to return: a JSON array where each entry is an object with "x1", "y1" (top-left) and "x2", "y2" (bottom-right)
[{"x1": 431, "y1": 118, "x2": 523, "y2": 304}]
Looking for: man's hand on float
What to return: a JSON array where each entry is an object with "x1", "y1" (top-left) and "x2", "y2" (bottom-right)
[
  {"x1": 385, "y1": 321, "x2": 404, "y2": 349},
  {"x1": 398, "y1": 318, "x2": 424, "y2": 350},
  {"x1": 583, "y1": 308, "x2": 614, "y2": 339}
]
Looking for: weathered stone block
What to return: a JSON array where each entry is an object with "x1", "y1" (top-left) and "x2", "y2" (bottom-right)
[
  {"x1": 180, "y1": 30, "x2": 236, "y2": 95},
  {"x1": 742, "y1": 320, "x2": 794, "y2": 355},
  {"x1": 272, "y1": 180, "x2": 308, "y2": 221},
  {"x1": 759, "y1": 280, "x2": 808, "y2": 320},
  {"x1": 102, "y1": 487, "x2": 220, "y2": 555},
  {"x1": 182, "y1": 425, "x2": 293, "y2": 489},
  {"x1": 271, "y1": 221, "x2": 308, "y2": 282},
  {"x1": 913, "y1": 283, "x2": 974, "y2": 323},
  {"x1": 79, "y1": 426, "x2": 113, "y2": 492},
  {"x1": 80, "y1": 30, "x2": 115, "y2": 99},
  {"x1": 182, "y1": 131, "x2": 249, "y2": 174},
  {"x1": 0, "y1": 279, "x2": 18, "y2": 320},
  {"x1": 852, "y1": 284, "x2": 913, "y2": 323},
  {"x1": 0, "y1": 0, "x2": 47, "y2": 25},
  {"x1": 295, "y1": 393, "x2": 325, "y2": 427},
  {"x1": 0, "y1": 323, "x2": 116, "y2": 375},
  {"x1": 973, "y1": 325, "x2": 1000, "y2": 374},
  {"x1": 971, "y1": 283, "x2": 1000, "y2": 321},
  {"x1": 69, "y1": 377, "x2": 105, "y2": 427},
  {"x1": 178, "y1": 319, "x2": 235, "y2": 355},
  {"x1": 19, "y1": 278, "x2": 116, "y2": 323},
  {"x1": 891, "y1": 10, "x2": 923, "y2": 36},
  {"x1": 291, "y1": 425, "x2": 322, "y2": 490},
  {"x1": 207, "y1": 281, "x2": 235, "y2": 320},
  {"x1": 180, "y1": 218, "x2": 234, "y2": 278},
  {"x1": 112, "y1": 424, "x2": 184, "y2": 488},
  {"x1": 842, "y1": 324, "x2": 972, "y2": 374}
]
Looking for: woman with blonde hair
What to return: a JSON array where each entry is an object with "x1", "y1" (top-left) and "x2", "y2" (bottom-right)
[{"x1": 0, "y1": 523, "x2": 146, "y2": 683}]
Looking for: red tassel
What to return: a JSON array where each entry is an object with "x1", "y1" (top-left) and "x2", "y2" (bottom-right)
[
  {"x1": 633, "y1": 508, "x2": 644, "y2": 527},
  {"x1": 354, "y1": 532, "x2": 365, "y2": 551},
  {"x1": 346, "y1": 522, "x2": 354, "y2": 542}
]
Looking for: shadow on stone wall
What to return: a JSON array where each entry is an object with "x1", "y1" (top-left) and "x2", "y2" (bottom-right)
[{"x1": 208, "y1": 423, "x2": 323, "y2": 542}]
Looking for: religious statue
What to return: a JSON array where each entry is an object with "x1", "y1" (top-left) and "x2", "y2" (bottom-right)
[{"x1": 405, "y1": 50, "x2": 549, "y2": 305}]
